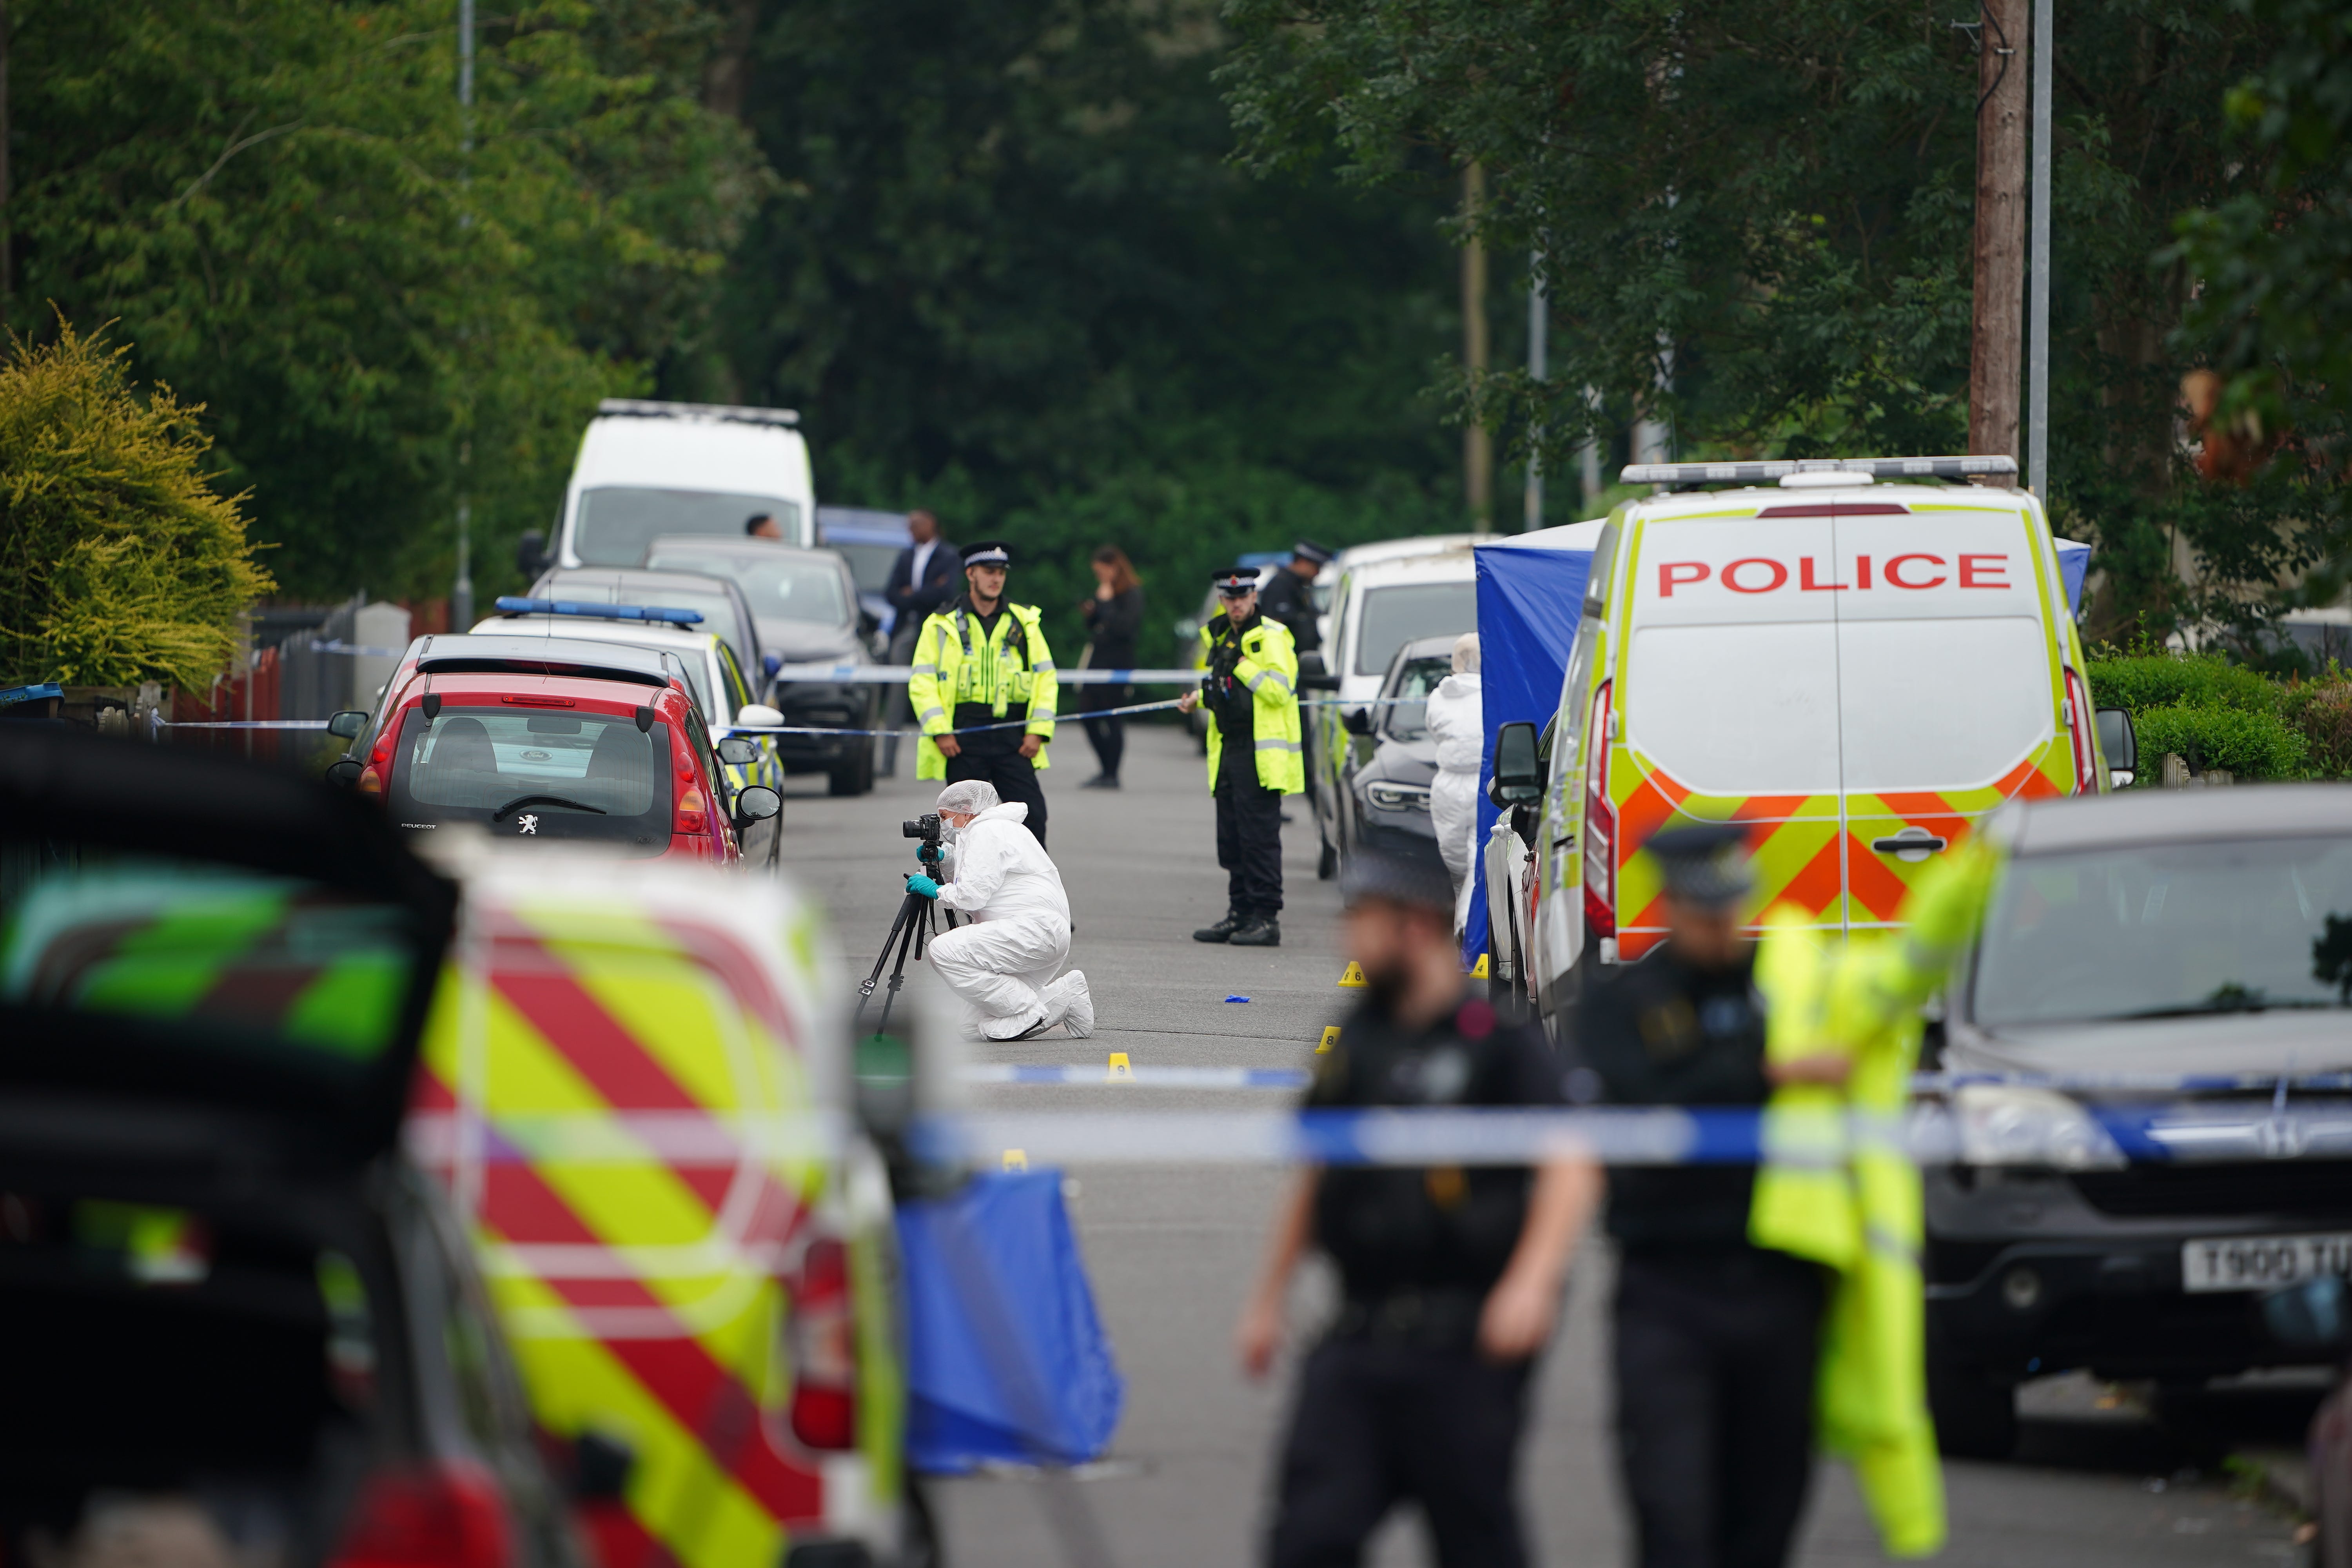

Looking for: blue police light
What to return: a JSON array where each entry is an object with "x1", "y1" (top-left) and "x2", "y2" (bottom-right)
[{"x1": 494, "y1": 596, "x2": 704, "y2": 626}]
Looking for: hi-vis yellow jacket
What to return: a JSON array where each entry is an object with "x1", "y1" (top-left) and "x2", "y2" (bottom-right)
[
  {"x1": 907, "y1": 599, "x2": 1058, "y2": 780},
  {"x1": 1750, "y1": 840, "x2": 1998, "y2": 1561},
  {"x1": 1197, "y1": 613, "x2": 1304, "y2": 793}
]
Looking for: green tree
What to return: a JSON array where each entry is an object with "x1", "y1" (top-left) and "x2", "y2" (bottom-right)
[
  {"x1": 10, "y1": 0, "x2": 763, "y2": 600},
  {"x1": 0, "y1": 321, "x2": 272, "y2": 687}
]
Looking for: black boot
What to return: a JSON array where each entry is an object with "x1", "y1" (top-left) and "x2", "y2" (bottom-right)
[
  {"x1": 1192, "y1": 907, "x2": 1243, "y2": 943},
  {"x1": 1228, "y1": 915, "x2": 1281, "y2": 947}
]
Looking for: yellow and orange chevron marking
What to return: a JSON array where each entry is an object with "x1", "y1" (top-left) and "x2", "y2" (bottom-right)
[
  {"x1": 415, "y1": 905, "x2": 838, "y2": 1568},
  {"x1": 1609, "y1": 740, "x2": 2069, "y2": 960}
]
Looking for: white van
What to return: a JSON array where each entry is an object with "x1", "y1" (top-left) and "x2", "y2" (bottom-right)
[
  {"x1": 1495, "y1": 457, "x2": 2115, "y2": 1026},
  {"x1": 550, "y1": 399, "x2": 817, "y2": 567}
]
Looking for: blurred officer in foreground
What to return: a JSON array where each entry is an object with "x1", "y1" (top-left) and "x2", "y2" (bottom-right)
[
  {"x1": 1238, "y1": 851, "x2": 1600, "y2": 1568},
  {"x1": 907, "y1": 541, "x2": 1058, "y2": 846},
  {"x1": 1576, "y1": 825, "x2": 1856, "y2": 1568},
  {"x1": 1179, "y1": 566, "x2": 1303, "y2": 946},
  {"x1": 1258, "y1": 539, "x2": 1332, "y2": 659}
]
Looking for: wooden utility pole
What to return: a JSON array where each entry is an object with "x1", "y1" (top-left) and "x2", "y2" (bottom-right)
[
  {"x1": 1969, "y1": 0, "x2": 2027, "y2": 474},
  {"x1": 1462, "y1": 163, "x2": 1492, "y2": 527}
]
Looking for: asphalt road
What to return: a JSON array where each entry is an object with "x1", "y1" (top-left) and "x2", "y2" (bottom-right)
[{"x1": 777, "y1": 720, "x2": 2310, "y2": 1568}]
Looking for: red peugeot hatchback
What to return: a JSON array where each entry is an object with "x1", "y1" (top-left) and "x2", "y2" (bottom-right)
[{"x1": 341, "y1": 634, "x2": 780, "y2": 862}]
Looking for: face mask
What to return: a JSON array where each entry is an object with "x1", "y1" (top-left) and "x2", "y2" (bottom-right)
[{"x1": 942, "y1": 818, "x2": 964, "y2": 840}]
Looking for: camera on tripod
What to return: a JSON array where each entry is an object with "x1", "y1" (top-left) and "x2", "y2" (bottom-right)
[{"x1": 902, "y1": 812, "x2": 942, "y2": 844}]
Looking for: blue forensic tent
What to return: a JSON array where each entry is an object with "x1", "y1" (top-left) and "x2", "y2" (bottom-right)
[
  {"x1": 897, "y1": 1169, "x2": 1125, "y2": 1474},
  {"x1": 1463, "y1": 527, "x2": 2093, "y2": 967}
]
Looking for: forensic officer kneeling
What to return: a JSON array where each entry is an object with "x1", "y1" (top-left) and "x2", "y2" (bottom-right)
[
  {"x1": 904, "y1": 779, "x2": 1094, "y2": 1041},
  {"x1": 1237, "y1": 849, "x2": 1601, "y2": 1568}
]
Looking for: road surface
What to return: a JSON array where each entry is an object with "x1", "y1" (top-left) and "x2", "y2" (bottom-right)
[{"x1": 778, "y1": 722, "x2": 2309, "y2": 1568}]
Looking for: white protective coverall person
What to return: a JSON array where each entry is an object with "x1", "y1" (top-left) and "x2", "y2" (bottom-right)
[
  {"x1": 1423, "y1": 633, "x2": 1484, "y2": 936},
  {"x1": 922, "y1": 779, "x2": 1096, "y2": 1040}
]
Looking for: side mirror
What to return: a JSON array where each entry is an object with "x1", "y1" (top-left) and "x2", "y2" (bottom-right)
[
  {"x1": 516, "y1": 528, "x2": 552, "y2": 581},
  {"x1": 1493, "y1": 720, "x2": 1543, "y2": 807},
  {"x1": 326, "y1": 710, "x2": 368, "y2": 740},
  {"x1": 2263, "y1": 1276, "x2": 2351, "y2": 1350},
  {"x1": 323, "y1": 759, "x2": 364, "y2": 788},
  {"x1": 764, "y1": 651, "x2": 784, "y2": 680},
  {"x1": 736, "y1": 702, "x2": 783, "y2": 729},
  {"x1": 733, "y1": 784, "x2": 782, "y2": 825},
  {"x1": 1296, "y1": 650, "x2": 1328, "y2": 679},
  {"x1": 1298, "y1": 671, "x2": 1342, "y2": 692},
  {"x1": 2096, "y1": 706, "x2": 2136, "y2": 788},
  {"x1": 1342, "y1": 707, "x2": 1374, "y2": 737},
  {"x1": 858, "y1": 608, "x2": 880, "y2": 637},
  {"x1": 716, "y1": 735, "x2": 761, "y2": 766},
  {"x1": 568, "y1": 1430, "x2": 635, "y2": 1503}
]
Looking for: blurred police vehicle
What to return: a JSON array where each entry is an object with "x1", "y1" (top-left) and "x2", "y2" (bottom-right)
[
  {"x1": 0, "y1": 726, "x2": 578, "y2": 1568},
  {"x1": 1307, "y1": 549, "x2": 1478, "y2": 879},
  {"x1": 1919, "y1": 784, "x2": 2352, "y2": 1459},
  {"x1": 1327, "y1": 635, "x2": 1453, "y2": 879},
  {"x1": 408, "y1": 838, "x2": 940, "y2": 1568},
  {"x1": 1314, "y1": 534, "x2": 1481, "y2": 649},
  {"x1": 1497, "y1": 457, "x2": 2122, "y2": 1028},
  {"x1": 526, "y1": 567, "x2": 765, "y2": 690},
  {"x1": 640, "y1": 537, "x2": 886, "y2": 795},
  {"x1": 524, "y1": 400, "x2": 817, "y2": 575}
]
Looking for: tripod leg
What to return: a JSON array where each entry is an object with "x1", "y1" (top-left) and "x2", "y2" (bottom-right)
[
  {"x1": 853, "y1": 895, "x2": 924, "y2": 1033},
  {"x1": 870, "y1": 894, "x2": 931, "y2": 1036}
]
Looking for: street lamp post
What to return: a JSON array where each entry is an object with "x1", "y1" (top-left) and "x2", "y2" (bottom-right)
[
  {"x1": 450, "y1": 0, "x2": 475, "y2": 631},
  {"x1": 1525, "y1": 252, "x2": 1547, "y2": 532},
  {"x1": 2026, "y1": 0, "x2": 2053, "y2": 499}
]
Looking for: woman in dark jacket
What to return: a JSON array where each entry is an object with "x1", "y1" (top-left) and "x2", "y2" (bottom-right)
[{"x1": 1078, "y1": 546, "x2": 1145, "y2": 788}]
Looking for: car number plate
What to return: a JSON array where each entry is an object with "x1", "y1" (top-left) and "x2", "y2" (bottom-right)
[{"x1": 2181, "y1": 1233, "x2": 2352, "y2": 1293}]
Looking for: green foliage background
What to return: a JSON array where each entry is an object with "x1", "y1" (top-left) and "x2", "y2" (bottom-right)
[
  {"x1": 2088, "y1": 651, "x2": 2352, "y2": 780},
  {"x1": 0, "y1": 323, "x2": 272, "y2": 686}
]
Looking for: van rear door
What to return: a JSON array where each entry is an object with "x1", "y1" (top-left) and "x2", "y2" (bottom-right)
[{"x1": 1831, "y1": 502, "x2": 2065, "y2": 930}]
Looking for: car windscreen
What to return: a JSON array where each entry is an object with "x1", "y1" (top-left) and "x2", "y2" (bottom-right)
[
  {"x1": 574, "y1": 488, "x2": 800, "y2": 567},
  {"x1": 1354, "y1": 582, "x2": 1476, "y2": 676},
  {"x1": 1382, "y1": 658, "x2": 1452, "y2": 740},
  {"x1": 646, "y1": 548, "x2": 851, "y2": 626},
  {"x1": 828, "y1": 541, "x2": 902, "y2": 595},
  {"x1": 386, "y1": 708, "x2": 672, "y2": 854},
  {"x1": 1973, "y1": 835, "x2": 2352, "y2": 1028},
  {"x1": 2, "y1": 857, "x2": 417, "y2": 1062}
]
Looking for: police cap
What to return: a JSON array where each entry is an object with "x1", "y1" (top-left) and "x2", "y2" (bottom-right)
[
  {"x1": 962, "y1": 541, "x2": 1012, "y2": 568},
  {"x1": 1209, "y1": 566, "x2": 1257, "y2": 595},
  {"x1": 1643, "y1": 823, "x2": 1754, "y2": 908},
  {"x1": 1340, "y1": 846, "x2": 1456, "y2": 916},
  {"x1": 1292, "y1": 540, "x2": 1334, "y2": 566}
]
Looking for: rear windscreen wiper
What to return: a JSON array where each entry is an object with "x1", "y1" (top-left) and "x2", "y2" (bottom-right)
[
  {"x1": 2116, "y1": 996, "x2": 2339, "y2": 1020},
  {"x1": 492, "y1": 794, "x2": 607, "y2": 820}
]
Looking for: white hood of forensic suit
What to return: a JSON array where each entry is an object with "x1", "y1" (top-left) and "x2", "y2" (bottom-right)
[{"x1": 936, "y1": 803, "x2": 1071, "y2": 925}]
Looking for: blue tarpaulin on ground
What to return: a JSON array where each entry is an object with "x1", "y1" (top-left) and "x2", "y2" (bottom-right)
[
  {"x1": 897, "y1": 1169, "x2": 1125, "y2": 1474},
  {"x1": 1462, "y1": 523, "x2": 2093, "y2": 968}
]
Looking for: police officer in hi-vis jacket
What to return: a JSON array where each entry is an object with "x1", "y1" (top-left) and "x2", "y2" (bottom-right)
[
  {"x1": 1178, "y1": 565, "x2": 1303, "y2": 947},
  {"x1": 906, "y1": 541, "x2": 1059, "y2": 847}
]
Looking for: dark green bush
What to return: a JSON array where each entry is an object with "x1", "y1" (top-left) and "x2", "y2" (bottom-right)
[
  {"x1": 2129, "y1": 703, "x2": 2312, "y2": 780},
  {"x1": 2086, "y1": 652, "x2": 2285, "y2": 715},
  {"x1": 2282, "y1": 679, "x2": 2352, "y2": 779}
]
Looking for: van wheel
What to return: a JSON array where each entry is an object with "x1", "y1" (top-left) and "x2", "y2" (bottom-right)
[
  {"x1": 1929, "y1": 1356, "x2": 2018, "y2": 1460},
  {"x1": 829, "y1": 738, "x2": 877, "y2": 796}
]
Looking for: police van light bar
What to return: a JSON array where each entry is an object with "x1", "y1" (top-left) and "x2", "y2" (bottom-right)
[
  {"x1": 494, "y1": 596, "x2": 704, "y2": 626},
  {"x1": 1621, "y1": 456, "x2": 2019, "y2": 486}
]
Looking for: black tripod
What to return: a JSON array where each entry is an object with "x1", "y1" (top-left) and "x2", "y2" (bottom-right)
[{"x1": 853, "y1": 840, "x2": 959, "y2": 1037}]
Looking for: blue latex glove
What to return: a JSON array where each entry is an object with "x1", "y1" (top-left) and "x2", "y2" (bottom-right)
[{"x1": 906, "y1": 874, "x2": 941, "y2": 899}]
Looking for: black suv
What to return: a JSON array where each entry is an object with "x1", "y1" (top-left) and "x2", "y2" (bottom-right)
[
  {"x1": 0, "y1": 726, "x2": 579, "y2": 1568},
  {"x1": 1924, "y1": 784, "x2": 2352, "y2": 1457}
]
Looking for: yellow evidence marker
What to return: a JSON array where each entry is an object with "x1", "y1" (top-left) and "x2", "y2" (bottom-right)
[
  {"x1": 1002, "y1": 1149, "x2": 1029, "y2": 1171},
  {"x1": 1318, "y1": 1025, "x2": 1341, "y2": 1054},
  {"x1": 1105, "y1": 1052, "x2": 1133, "y2": 1082},
  {"x1": 1338, "y1": 961, "x2": 1367, "y2": 987},
  {"x1": 1470, "y1": 953, "x2": 1489, "y2": 979}
]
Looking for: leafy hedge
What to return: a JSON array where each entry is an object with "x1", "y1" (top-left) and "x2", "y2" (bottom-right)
[
  {"x1": 2087, "y1": 650, "x2": 2351, "y2": 781},
  {"x1": 0, "y1": 322, "x2": 270, "y2": 688}
]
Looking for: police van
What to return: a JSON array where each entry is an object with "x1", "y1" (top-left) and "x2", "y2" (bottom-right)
[{"x1": 1499, "y1": 457, "x2": 2122, "y2": 1028}]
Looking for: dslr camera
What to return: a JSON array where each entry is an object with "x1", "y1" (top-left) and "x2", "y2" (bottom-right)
[{"x1": 902, "y1": 811, "x2": 944, "y2": 866}]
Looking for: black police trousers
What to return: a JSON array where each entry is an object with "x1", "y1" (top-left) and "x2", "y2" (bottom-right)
[
  {"x1": 1269, "y1": 1335, "x2": 1532, "y2": 1568},
  {"x1": 1613, "y1": 1247, "x2": 1828, "y2": 1568},
  {"x1": 1215, "y1": 770, "x2": 1284, "y2": 916},
  {"x1": 945, "y1": 738, "x2": 1047, "y2": 848}
]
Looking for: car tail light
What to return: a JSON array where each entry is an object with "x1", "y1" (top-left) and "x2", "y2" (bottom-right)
[
  {"x1": 2063, "y1": 669, "x2": 2098, "y2": 794},
  {"x1": 330, "y1": 1463, "x2": 510, "y2": 1568},
  {"x1": 674, "y1": 785, "x2": 708, "y2": 836},
  {"x1": 1581, "y1": 680, "x2": 1616, "y2": 942},
  {"x1": 788, "y1": 1238, "x2": 858, "y2": 1451},
  {"x1": 358, "y1": 765, "x2": 383, "y2": 799}
]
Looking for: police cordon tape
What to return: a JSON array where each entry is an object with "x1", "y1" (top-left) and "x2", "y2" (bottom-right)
[
  {"x1": 961, "y1": 1064, "x2": 2352, "y2": 1096},
  {"x1": 405, "y1": 1093, "x2": 2352, "y2": 1170}
]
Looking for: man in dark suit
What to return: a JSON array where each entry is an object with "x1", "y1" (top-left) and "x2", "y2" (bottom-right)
[{"x1": 886, "y1": 509, "x2": 959, "y2": 721}]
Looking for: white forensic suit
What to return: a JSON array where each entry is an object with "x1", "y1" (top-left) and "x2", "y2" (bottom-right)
[
  {"x1": 927, "y1": 802, "x2": 1094, "y2": 1039},
  {"x1": 1423, "y1": 670, "x2": 1484, "y2": 936}
]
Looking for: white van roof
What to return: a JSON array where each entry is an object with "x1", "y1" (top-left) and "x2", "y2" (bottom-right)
[{"x1": 573, "y1": 401, "x2": 812, "y2": 496}]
